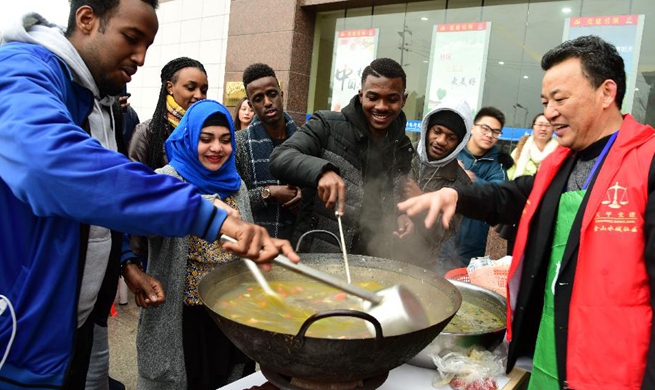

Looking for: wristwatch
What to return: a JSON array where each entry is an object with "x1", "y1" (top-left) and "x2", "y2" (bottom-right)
[
  {"x1": 261, "y1": 186, "x2": 271, "y2": 200},
  {"x1": 121, "y1": 257, "x2": 143, "y2": 276}
]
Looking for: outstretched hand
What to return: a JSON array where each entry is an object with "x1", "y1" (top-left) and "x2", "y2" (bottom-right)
[
  {"x1": 397, "y1": 187, "x2": 459, "y2": 229},
  {"x1": 219, "y1": 216, "x2": 300, "y2": 271}
]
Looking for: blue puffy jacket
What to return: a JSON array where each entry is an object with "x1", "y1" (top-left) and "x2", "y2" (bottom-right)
[
  {"x1": 0, "y1": 42, "x2": 226, "y2": 389},
  {"x1": 440, "y1": 146, "x2": 508, "y2": 266}
]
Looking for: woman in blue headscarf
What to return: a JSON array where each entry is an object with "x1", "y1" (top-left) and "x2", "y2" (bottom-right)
[{"x1": 136, "y1": 100, "x2": 255, "y2": 390}]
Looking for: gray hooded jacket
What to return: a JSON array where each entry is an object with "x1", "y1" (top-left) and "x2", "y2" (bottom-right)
[{"x1": 396, "y1": 99, "x2": 472, "y2": 272}]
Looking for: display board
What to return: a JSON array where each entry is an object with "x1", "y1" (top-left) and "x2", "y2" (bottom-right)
[
  {"x1": 563, "y1": 14, "x2": 645, "y2": 113},
  {"x1": 329, "y1": 28, "x2": 379, "y2": 112},
  {"x1": 424, "y1": 22, "x2": 491, "y2": 115}
]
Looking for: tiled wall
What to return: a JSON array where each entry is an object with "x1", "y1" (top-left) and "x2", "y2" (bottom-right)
[{"x1": 129, "y1": 0, "x2": 231, "y2": 121}]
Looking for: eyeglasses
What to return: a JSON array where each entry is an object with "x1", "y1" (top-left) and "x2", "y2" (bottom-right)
[
  {"x1": 533, "y1": 122, "x2": 552, "y2": 129},
  {"x1": 475, "y1": 123, "x2": 502, "y2": 139}
]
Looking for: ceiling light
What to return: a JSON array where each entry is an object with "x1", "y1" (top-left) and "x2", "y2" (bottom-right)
[
  {"x1": 523, "y1": 75, "x2": 529, "y2": 79},
  {"x1": 562, "y1": 7, "x2": 572, "y2": 14},
  {"x1": 423, "y1": 60, "x2": 428, "y2": 63},
  {"x1": 420, "y1": 17, "x2": 428, "y2": 21},
  {"x1": 635, "y1": 88, "x2": 640, "y2": 91},
  {"x1": 498, "y1": 61, "x2": 505, "y2": 65}
]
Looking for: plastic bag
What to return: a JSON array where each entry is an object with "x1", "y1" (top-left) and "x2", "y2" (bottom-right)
[
  {"x1": 466, "y1": 256, "x2": 494, "y2": 273},
  {"x1": 432, "y1": 349, "x2": 505, "y2": 390},
  {"x1": 467, "y1": 256, "x2": 511, "y2": 297}
]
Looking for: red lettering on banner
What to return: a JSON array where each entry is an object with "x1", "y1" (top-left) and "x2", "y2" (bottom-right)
[
  {"x1": 436, "y1": 21, "x2": 488, "y2": 33},
  {"x1": 337, "y1": 29, "x2": 377, "y2": 38},
  {"x1": 571, "y1": 14, "x2": 639, "y2": 27}
]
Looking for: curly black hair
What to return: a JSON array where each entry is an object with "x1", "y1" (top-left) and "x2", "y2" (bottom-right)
[
  {"x1": 65, "y1": 0, "x2": 159, "y2": 36},
  {"x1": 242, "y1": 63, "x2": 278, "y2": 96},
  {"x1": 474, "y1": 106, "x2": 506, "y2": 129},
  {"x1": 542, "y1": 35, "x2": 625, "y2": 109},
  {"x1": 361, "y1": 58, "x2": 406, "y2": 90},
  {"x1": 145, "y1": 57, "x2": 207, "y2": 170}
]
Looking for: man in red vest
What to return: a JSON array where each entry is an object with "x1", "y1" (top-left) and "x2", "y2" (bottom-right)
[{"x1": 399, "y1": 35, "x2": 655, "y2": 390}]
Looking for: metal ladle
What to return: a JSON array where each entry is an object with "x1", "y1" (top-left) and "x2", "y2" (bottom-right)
[
  {"x1": 335, "y1": 210, "x2": 352, "y2": 284},
  {"x1": 242, "y1": 258, "x2": 284, "y2": 304},
  {"x1": 220, "y1": 235, "x2": 430, "y2": 336}
]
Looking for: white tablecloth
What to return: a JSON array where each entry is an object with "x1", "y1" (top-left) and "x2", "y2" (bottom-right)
[{"x1": 218, "y1": 363, "x2": 510, "y2": 390}]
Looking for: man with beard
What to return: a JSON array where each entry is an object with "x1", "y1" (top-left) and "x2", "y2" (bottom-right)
[
  {"x1": 0, "y1": 1, "x2": 296, "y2": 388},
  {"x1": 235, "y1": 63, "x2": 301, "y2": 240},
  {"x1": 398, "y1": 99, "x2": 472, "y2": 272},
  {"x1": 270, "y1": 58, "x2": 414, "y2": 258}
]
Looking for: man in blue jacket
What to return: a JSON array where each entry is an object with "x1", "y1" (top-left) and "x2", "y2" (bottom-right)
[
  {"x1": 440, "y1": 106, "x2": 512, "y2": 268},
  {"x1": 0, "y1": 1, "x2": 297, "y2": 389}
]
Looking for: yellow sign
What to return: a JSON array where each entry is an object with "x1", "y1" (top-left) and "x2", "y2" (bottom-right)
[
  {"x1": 224, "y1": 82, "x2": 246, "y2": 107},
  {"x1": 224, "y1": 80, "x2": 284, "y2": 107}
]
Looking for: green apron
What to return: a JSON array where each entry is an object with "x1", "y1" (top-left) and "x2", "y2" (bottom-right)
[
  {"x1": 527, "y1": 131, "x2": 617, "y2": 389},
  {"x1": 527, "y1": 189, "x2": 585, "y2": 389}
]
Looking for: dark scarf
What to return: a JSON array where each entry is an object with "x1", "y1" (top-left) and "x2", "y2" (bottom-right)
[{"x1": 245, "y1": 112, "x2": 297, "y2": 237}]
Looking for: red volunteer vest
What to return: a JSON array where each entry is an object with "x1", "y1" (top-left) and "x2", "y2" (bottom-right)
[{"x1": 507, "y1": 114, "x2": 655, "y2": 389}]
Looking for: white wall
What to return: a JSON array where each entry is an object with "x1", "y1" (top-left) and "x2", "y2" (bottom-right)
[
  {"x1": 0, "y1": 0, "x2": 231, "y2": 124},
  {"x1": 127, "y1": 0, "x2": 232, "y2": 121},
  {"x1": 0, "y1": 0, "x2": 69, "y2": 30}
]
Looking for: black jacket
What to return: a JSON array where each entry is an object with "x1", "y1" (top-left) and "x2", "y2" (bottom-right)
[{"x1": 270, "y1": 95, "x2": 413, "y2": 257}]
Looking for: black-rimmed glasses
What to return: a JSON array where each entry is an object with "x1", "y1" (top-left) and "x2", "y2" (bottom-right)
[{"x1": 475, "y1": 123, "x2": 502, "y2": 139}]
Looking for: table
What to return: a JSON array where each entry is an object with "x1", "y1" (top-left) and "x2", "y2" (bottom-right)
[{"x1": 218, "y1": 364, "x2": 529, "y2": 390}]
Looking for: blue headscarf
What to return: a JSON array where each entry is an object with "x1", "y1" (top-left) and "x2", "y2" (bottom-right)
[{"x1": 165, "y1": 100, "x2": 241, "y2": 198}]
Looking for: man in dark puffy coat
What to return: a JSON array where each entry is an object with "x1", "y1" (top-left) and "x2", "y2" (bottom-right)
[{"x1": 270, "y1": 58, "x2": 414, "y2": 258}]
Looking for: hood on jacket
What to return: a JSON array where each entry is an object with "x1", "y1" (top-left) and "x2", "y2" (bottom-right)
[
  {"x1": 3, "y1": 13, "x2": 101, "y2": 98},
  {"x1": 2, "y1": 13, "x2": 117, "y2": 149},
  {"x1": 418, "y1": 99, "x2": 472, "y2": 168}
]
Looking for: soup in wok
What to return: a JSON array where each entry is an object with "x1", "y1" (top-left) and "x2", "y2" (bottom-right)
[
  {"x1": 442, "y1": 301, "x2": 504, "y2": 333},
  {"x1": 200, "y1": 255, "x2": 463, "y2": 382},
  {"x1": 212, "y1": 278, "x2": 446, "y2": 339},
  {"x1": 214, "y1": 280, "x2": 384, "y2": 338}
]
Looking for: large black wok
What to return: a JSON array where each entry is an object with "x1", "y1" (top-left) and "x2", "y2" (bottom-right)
[{"x1": 198, "y1": 254, "x2": 462, "y2": 383}]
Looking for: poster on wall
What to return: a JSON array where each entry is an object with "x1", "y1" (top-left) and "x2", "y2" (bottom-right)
[
  {"x1": 563, "y1": 15, "x2": 645, "y2": 113},
  {"x1": 424, "y1": 22, "x2": 491, "y2": 115},
  {"x1": 329, "y1": 28, "x2": 379, "y2": 112}
]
